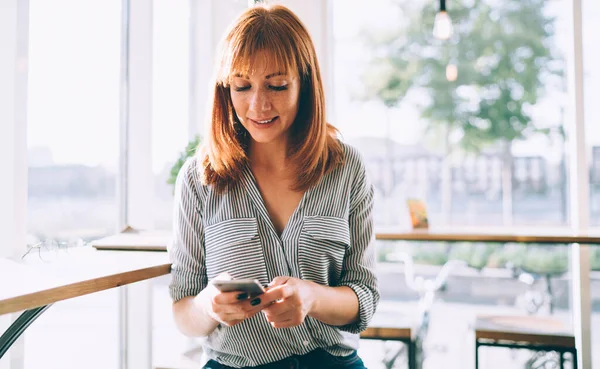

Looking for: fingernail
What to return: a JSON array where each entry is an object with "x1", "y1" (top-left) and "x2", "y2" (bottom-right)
[
  {"x1": 236, "y1": 293, "x2": 248, "y2": 300},
  {"x1": 250, "y1": 298, "x2": 261, "y2": 306}
]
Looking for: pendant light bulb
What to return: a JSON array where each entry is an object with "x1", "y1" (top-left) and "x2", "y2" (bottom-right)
[
  {"x1": 446, "y1": 63, "x2": 458, "y2": 81},
  {"x1": 433, "y1": 0, "x2": 453, "y2": 40}
]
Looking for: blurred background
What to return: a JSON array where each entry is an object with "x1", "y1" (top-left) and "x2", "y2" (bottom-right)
[{"x1": 7, "y1": 0, "x2": 600, "y2": 368}]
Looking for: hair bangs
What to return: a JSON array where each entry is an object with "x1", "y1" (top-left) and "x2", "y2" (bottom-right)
[{"x1": 218, "y1": 11, "x2": 305, "y2": 85}]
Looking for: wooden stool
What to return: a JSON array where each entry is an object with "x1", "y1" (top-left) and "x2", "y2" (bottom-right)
[
  {"x1": 474, "y1": 315, "x2": 577, "y2": 369},
  {"x1": 361, "y1": 320, "x2": 417, "y2": 369}
]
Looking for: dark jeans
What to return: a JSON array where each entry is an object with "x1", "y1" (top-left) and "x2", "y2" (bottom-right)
[{"x1": 203, "y1": 348, "x2": 367, "y2": 369}]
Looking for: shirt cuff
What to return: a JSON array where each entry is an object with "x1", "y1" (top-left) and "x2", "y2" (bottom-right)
[{"x1": 337, "y1": 283, "x2": 377, "y2": 334}]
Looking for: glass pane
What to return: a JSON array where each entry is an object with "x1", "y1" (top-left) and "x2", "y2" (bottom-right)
[
  {"x1": 152, "y1": 0, "x2": 191, "y2": 230},
  {"x1": 361, "y1": 241, "x2": 573, "y2": 369},
  {"x1": 584, "y1": 1, "x2": 600, "y2": 228},
  {"x1": 583, "y1": 0, "x2": 600, "y2": 366},
  {"x1": 333, "y1": 0, "x2": 580, "y2": 367},
  {"x1": 27, "y1": 0, "x2": 120, "y2": 242},
  {"x1": 25, "y1": 3, "x2": 121, "y2": 368},
  {"x1": 332, "y1": 0, "x2": 571, "y2": 228},
  {"x1": 23, "y1": 289, "x2": 119, "y2": 369}
]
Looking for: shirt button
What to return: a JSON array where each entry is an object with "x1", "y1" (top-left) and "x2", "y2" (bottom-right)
[{"x1": 303, "y1": 340, "x2": 309, "y2": 346}]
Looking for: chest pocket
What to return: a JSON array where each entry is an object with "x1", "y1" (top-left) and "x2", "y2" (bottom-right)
[
  {"x1": 204, "y1": 218, "x2": 269, "y2": 285},
  {"x1": 298, "y1": 216, "x2": 350, "y2": 283}
]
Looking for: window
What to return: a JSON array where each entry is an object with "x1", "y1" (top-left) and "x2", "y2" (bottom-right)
[
  {"x1": 152, "y1": 0, "x2": 192, "y2": 230},
  {"x1": 27, "y1": 0, "x2": 121, "y2": 243},
  {"x1": 25, "y1": 2, "x2": 122, "y2": 368},
  {"x1": 583, "y1": 0, "x2": 600, "y2": 365},
  {"x1": 584, "y1": 0, "x2": 600, "y2": 228},
  {"x1": 333, "y1": 0, "x2": 570, "y2": 228},
  {"x1": 332, "y1": 0, "x2": 590, "y2": 368}
]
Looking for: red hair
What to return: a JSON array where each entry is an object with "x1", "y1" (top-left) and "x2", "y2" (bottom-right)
[{"x1": 199, "y1": 4, "x2": 343, "y2": 192}]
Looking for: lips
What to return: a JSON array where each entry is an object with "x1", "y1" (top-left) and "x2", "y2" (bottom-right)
[{"x1": 249, "y1": 117, "x2": 279, "y2": 125}]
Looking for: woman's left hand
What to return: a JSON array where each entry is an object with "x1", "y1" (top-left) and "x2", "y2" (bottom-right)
[{"x1": 260, "y1": 276, "x2": 317, "y2": 328}]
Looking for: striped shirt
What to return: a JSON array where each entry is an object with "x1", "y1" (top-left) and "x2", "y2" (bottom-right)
[{"x1": 168, "y1": 141, "x2": 379, "y2": 368}]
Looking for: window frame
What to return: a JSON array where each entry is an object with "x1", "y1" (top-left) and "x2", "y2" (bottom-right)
[
  {"x1": 1, "y1": 4, "x2": 29, "y2": 368},
  {"x1": 0, "y1": 0, "x2": 29, "y2": 261},
  {"x1": 119, "y1": 0, "x2": 155, "y2": 232},
  {"x1": 567, "y1": 0, "x2": 592, "y2": 367}
]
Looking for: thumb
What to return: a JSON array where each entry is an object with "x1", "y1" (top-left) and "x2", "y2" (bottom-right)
[{"x1": 268, "y1": 276, "x2": 290, "y2": 288}]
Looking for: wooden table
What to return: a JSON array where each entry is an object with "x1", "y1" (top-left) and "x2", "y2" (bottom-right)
[
  {"x1": 376, "y1": 227, "x2": 600, "y2": 244},
  {"x1": 90, "y1": 227, "x2": 600, "y2": 254},
  {"x1": 0, "y1": 247, "x2": 171, "y2": 360},
  {"x1": 474, "y1": 315, "x2": 577, "y2": 369}
]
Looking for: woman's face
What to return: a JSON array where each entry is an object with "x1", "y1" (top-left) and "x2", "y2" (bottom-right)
[{"x1": 229, "y1": 54, "x2": 301, "y2": 148}]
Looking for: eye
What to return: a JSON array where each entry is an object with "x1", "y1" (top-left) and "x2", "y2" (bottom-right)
[
  {"x1": 233, "y1": 85, "x2": 250, "y2": 92},
  {"x1": 269, "y1": 85, "x2": 288, "y2": 91}
]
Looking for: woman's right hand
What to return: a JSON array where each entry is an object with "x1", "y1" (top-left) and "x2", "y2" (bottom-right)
[{"x1": 194, "y1": 281, "x2": 267, "y2": 327}]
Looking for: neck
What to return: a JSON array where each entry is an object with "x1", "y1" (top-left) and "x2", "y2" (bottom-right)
[{"x1": 248, "y1": 138, "x2": 289, "y2": 173}]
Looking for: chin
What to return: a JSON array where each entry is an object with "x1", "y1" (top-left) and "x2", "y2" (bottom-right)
[{"x1": 248, "y1": 132, "x2": 286, "y2": 145}]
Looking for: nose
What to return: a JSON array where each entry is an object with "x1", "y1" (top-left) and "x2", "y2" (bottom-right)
[{"x1": 248, "y1": 89, "x2": 271, "y2": 112}]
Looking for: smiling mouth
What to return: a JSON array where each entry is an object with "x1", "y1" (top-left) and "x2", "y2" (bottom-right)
[{"x1": 250, "y1": 117, "x2": 278, "y2": 124}]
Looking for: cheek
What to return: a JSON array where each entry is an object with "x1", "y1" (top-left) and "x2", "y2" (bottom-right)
[
  {"x1": 230, "y1": 95, "x2": 247, "y2": 118},
  {"x1": 279, "y1": 92, "x2": 300, "y2": 114}
]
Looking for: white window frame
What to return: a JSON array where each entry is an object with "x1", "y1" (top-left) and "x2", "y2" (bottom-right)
[
  {"x1": 0, "y1": 2, "x2": 29, "y2": 368},
  {"x1": 119, "y1": 0, "x2": 155, "y2": 232},
  {"x1": 118, "y1": 1, "x2": 154, "y2": 368},
  {"x1": 568, "y1": 0, "x2": 592, "y2": 368},
  {"x1": 188, "y1": 0, "x2": 213, "y2": 139},
  {"x1": 0, "y1": 0, "x2": 29, "y2": 261}
]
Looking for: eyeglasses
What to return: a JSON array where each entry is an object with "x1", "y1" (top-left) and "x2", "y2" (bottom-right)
[{"x1": 21, "y1": 238, "x2": 87, "y2": 262}]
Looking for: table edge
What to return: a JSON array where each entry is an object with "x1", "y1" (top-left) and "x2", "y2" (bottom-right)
[{"x1": 0, "y1": 263, "x2": 171, "y2": 315}]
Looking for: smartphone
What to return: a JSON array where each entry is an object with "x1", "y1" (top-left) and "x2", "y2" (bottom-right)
[{"x1": 211, "y1": 279, "x2": 266, "y2": 297}]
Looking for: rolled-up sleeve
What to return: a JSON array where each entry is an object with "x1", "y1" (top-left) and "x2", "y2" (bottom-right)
[
  {"x1": 168, "y1": 159, "x2": 207, "y2": 302},
  {"x1": 337, "y1": 156, "x2": 380, "y2": 333}
]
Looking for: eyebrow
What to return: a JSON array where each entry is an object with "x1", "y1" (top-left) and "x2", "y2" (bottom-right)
[
  {"x1": 266, "y1": 72, "x2": 285, "y2": 79},
  {"x1": 233, "y1": 72, "x2": 286, "y2": 80}
]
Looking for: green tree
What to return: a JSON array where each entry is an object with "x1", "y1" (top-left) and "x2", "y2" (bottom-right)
[
  {"x1": 361, "y1": 0, "x2": 564, "y2": 225},
  {"x1": 167, "y1": 135, "x2": 202, "y2": 193}
]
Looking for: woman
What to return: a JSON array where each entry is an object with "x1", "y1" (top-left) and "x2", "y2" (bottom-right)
[{"x1": 168, "y1": 4, "x2": 379, "y2": 368}]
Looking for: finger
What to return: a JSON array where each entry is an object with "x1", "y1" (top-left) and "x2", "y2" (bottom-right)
[
  {"x1": 263, "y1": 306, "x2": 296, "y2": 322},
  {"x1": 262, "y1": 284, "x2": 294, "y2": 303},
  {"x1": 269, "y1": 317, "x2": 300, "y2": 329},
  {"x1": 262, "y1": 299, "x2": 291, "y2": 317},
  {"x1": 213, "y1": 290, "x2": 250, "y2": 305},
  {"x1": 241, "y1": 296, "x2": 275, "y2": 314},
  {"x1": 211, "y1": 298, "x2": 250, "y2": 318},
  {"x1": 267, "y1": 276, "x2": 291, "y2": 289},
  {"x1": 212, "y1": 307, "x2": 248, "y2": 322},
  {"x1": 215, "y1": 272, "x2": 233, "y2": 281}
]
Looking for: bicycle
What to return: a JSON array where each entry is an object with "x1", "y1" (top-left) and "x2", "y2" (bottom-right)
[
  {"x1": 508, "y1": 264, "x2": 571, "y2": 369},
  {"x1": 381, "y1": 253, "x2": 467, "y2": 369},
  {"x1": 509, "y1": 263, "x2": 563, "y2": 316}
]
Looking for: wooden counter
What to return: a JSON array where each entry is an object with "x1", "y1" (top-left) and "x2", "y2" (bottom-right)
[
  {"x1": 0, "y1": 247, "x2": 171, "y2": 315},
  {"x1": 376, "y1": 227, "x2": 600, "y2": 244},
  {"x1": 89, "y1": 227, "x2": 600, "y2": 254}
]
